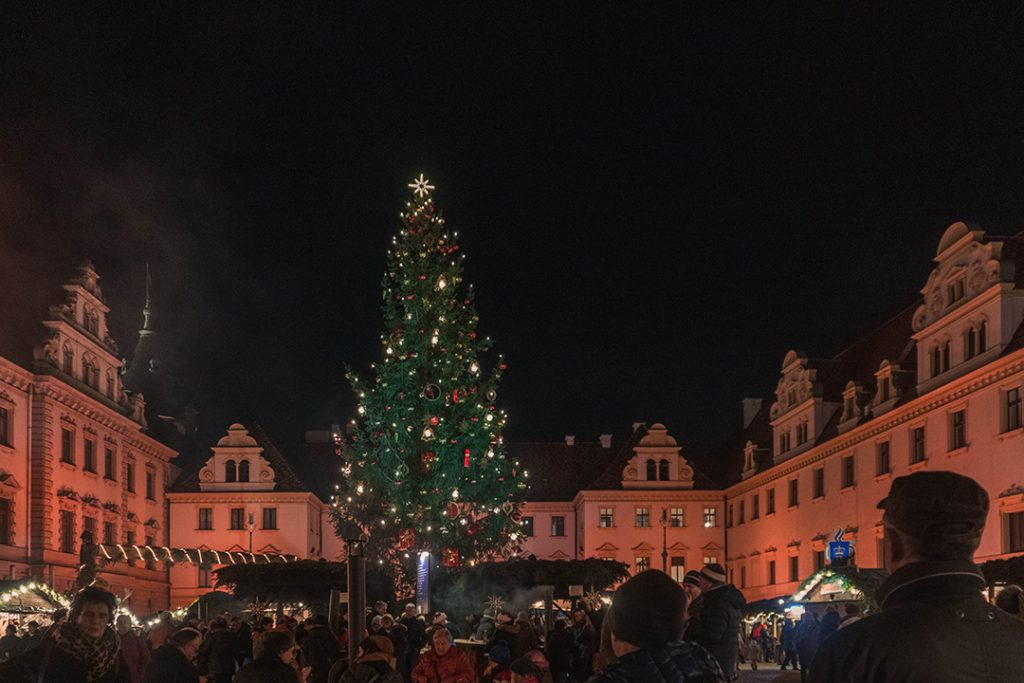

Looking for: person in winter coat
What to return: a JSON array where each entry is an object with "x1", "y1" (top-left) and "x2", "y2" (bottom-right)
[
  {"x1": 482, "y1": 640, "x2": 512, "y2": 682},
  {"x1": 230, "y1": 617, "x2": 253, "y2": 667},
  {"x1": 585, "y1": 570, "x2": 725, "y2": 683},
  {"x1": 793, "y1": 612, "x2": 819, "y2": 682},
  {"x1": 837, "y1": 604, "x2": 861, "y2": 630},
  {"x1": 115, "y1": 615, "x2": 150, "y2": 683},
  {"x1": 996, "y1": 585, "x2": 1024, "y2": 619},
  {"x1": 302, "y1": 615, "x2": 341, "y2": 683},
  {"x1": 569, "y1": 609, "x2": 595, "y2": 681},
  {"x1": 542, "y1": 619, "x2": 573, "y2": 683},
  {"x1": 235, "y1": 629, "x2": 303, "y2": 683},
  {"x1": 339, "y1": 636, "x2": 403, "y2": 683},
  {"x1": 0, "y1": 624, "x2": 23, "y2": 661},
  {"x1": 487, "y1": 613, "x2": 518, "y2": 656},
  {"x1": 410, "y1": 628, "x2": 473, "y2": 683},
  {"x1": 141, "y1": 628, "x2": 203, "y2": 683},
  {"x1": 817, "y1": 607, "x2": 840, "y2": 643},
  {"x1": 778, "y1": 618, "x2": 798, "y2": 671},
  {"x1": 0, "y1": 586, "x2": 132, "y2": 683},
  {"x1": 380, "y1": 614, "x2": 410, "y2": 681},
  {"x1": 686, "y1": 563, "x2": 746, "y2": 679},
  {"x1": 809, "y1": 472, "x2": 1024, "y2": 683},
  {"x1": 513, "y1": 613, "x2": 537, "y2": 658},
  {"x1": 146, "y1": 613, "x2": 176, "y2": 653},
  {"x1": 196, "y1": 617, "x2": 235, "y2": 683}
]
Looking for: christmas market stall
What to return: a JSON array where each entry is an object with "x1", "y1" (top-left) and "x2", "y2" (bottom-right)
[
  {"x1": 787, "y1": 566, "x2": 888, "y2": 616},
  {"x1": 0, "y1": 579, "x2": 70, "y2": 632}
]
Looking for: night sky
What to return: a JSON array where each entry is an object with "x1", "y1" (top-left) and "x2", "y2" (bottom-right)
[{"x1": 3, "y1": 5, "x2": 1024, "y2": 449}]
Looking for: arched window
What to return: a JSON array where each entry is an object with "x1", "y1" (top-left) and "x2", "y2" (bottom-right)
[
  {"x1": 964, "y1": 326, "x2": 976, "y2": 360},
  {"x1": 225, "y1": 460, "x2": 237, "y2": 483},
  {"x1": 105, "y1": 371, "x2": 116, "y2": 399},
  {"x1": 238, "y1": 460, "x2": 250, "y2": 483},
  {"x1": 978, "y1": 320, "x2": 987, "y2": 353},
  {"x1": 930, "y1": 346, "x2": 941, "y2": 378},
  {"x1": 942, "y1": 340, "x2": 951, "y2": 372},
  {"x1": 658, "y1": 459, "x2": 670, "y2": 481},
  {"x1": 63, "y1": 345, "x2": 74, "y2": 375},
  {"x1": 645, "y1": 460, "x2": 656, "y2": 481}
]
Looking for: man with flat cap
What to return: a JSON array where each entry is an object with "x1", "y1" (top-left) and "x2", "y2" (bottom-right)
[{"x1": 808, "y1": 471, "x2": 1024, "y2": 682}]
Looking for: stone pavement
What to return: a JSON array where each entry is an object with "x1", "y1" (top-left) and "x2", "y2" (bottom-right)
[{"x1": 736, "y1": 666, "x2": 802, "y2": 682}]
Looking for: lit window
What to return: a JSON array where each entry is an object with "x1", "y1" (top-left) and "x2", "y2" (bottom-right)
[
  {"x1": 635, "y1": 556, "x2": 650, "y2": 573},
  {"x1": 598, "y1": 507, "x2": 614, "y2": 528},
  {"x1": 703, "y1": 507, "x2": 717, "y2": 528},
  {"x1": 703, "y1": 555, "x2": 718, "y2": 566},
  {"x1": 669, "y1": 507, "x2": 684, "y2": 527},
  {"x1": 635, "y1": 507, "x2": 650, "y2": 528},
  {"x1": 551, "y1": 516, "x2": 565, "y2": 537},
  {"x1": 670, "y1": 557, "x2": 686, "y2": 582}
]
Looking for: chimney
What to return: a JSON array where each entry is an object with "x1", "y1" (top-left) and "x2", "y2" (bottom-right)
[
  {"x1": 742, "y1": 398, "x2": 763, "y2": 429},
  {"x1": 564, "y1": 435, "x2": 575, "y2": 446},
  {"x1": 599, "y1": 434, "x2": 612, "y2": 449},
  {"x1": 632, "y1": 422, "x2": 646, "y2": 432}
]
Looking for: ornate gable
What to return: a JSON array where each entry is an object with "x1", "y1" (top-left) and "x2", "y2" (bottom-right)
[
  {"x1": 620, "y1": 423, "x2": 694, "y2": 489},
  {"x1": 198, "y1": 424, "x2": 277, "y2": 492},
  {"x1": 770, "y1": 351, "x2": 816, "y2": 419}
]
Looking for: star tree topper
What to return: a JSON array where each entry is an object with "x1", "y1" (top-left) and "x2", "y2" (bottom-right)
[{"x1": 408, "y1": 173, "x2": 435, "y2": 197}]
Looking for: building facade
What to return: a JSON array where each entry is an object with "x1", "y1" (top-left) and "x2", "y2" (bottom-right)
[{"x1": 0, "y1": 263, "x2": 176, "y2": 612}]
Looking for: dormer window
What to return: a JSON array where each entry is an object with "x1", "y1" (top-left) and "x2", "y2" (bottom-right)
[
  {"x1": 795, "y1": 422, "x2": 808, "y2": 446},
  {"x1": 880, "y1": 377, "x2": 891, "y2": 403},
  {"x1": 978, "y1": 320, "x2": 987, "y2": 352},
  {"x1": 238, "y1": 459, "x2": 250, "y2": 483},
  {"x1": 646, "y1": 460, "x2": 656, "y2": 480},
  {"x1": 84, "y1": 309, "x2": 99, "y2": 336},
  {"x1": 778, "y1": 431, "x2": 791, "y2": 455},
  {"x1": 63, "y1": 345, "x2": 74, "y2": 376},
  {"x1": 947, "y1": 278, "x2": 965, "y2": 305},
  {"x1": 843, "y1": 395, "x2": 856, "y2": 420},
  {"x1": 658, "y1": 459, "x2": 669, "y2": 481},
  {"x1": 787, "y1": 389, "x2": 797, "y2": 406},
  {"x1": 225, "y1": 460, "x2": 237, "y2": 483},
  {"x1": 943, "y1": 340, "x2": 951, "y2": 371}
]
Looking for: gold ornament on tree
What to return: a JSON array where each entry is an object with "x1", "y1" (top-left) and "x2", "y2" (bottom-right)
[
  {"x1": 584, "y1": 591, "x2": 605, "y2": 611},
  {"x1": 486, "y1": 595, "x2": 504, "y2": 616}
]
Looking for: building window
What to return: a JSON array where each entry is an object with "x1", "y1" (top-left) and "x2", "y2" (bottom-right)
[
  {"x1": 843, "y1": 395, "x2": 856, "y2": 420},
  {"x1": 670, "y1": 557, "x2": 686, "y2": 583},
  {"x1": 703, "y1": 555, "x2": 718, "y2": 566},
  {"x1": 635, "y1": 556, "x2": 650, "y2": 573},
  {"x1": 738, "y1": 500, "x2": 745, "y2": 525},
  {"x1": 599, "y1": 507, "x2": 614, "y2": 528},
  {"x1": 646, "y1": 460, "x2": 656, "y2": 480},
  {"x1": 63, "y1": 346, "x2": 74, "y2": 375},
  {"x1": 911, "y1": 426, "x2": 926, "y2": 464},
  {"x1": 965, "y1": 326, "x2": 976, "y2": 360},
  {"x1": 778, "y1": 431, "x2": 791, "y2": 454},
  {"x1": 84, "y1": 438, "x2": 96, "y2": 473},
  {"x1": 0, "y1": 406, "x2": 9, "y2": 447},
  {"x1": 1007, "y1": 388, "x2": 1023, "y2": 433},
  {"x1": 230, "y1": 508, "x2": 245, "y2": 530},
  {"x1": 768, "y1": 560, "x2": 776, "y2": 585},
  {"x1": 60, "y1": 510, "x2": 75, "y2": 553},
  {"x1": 930, "y1": 346, "x2": 941, "y2": 378},
  {"x1": 0, "y1": 499, "x2": 10, "y2": 545},
  {"x1": 942, "y1": 341, "x2": 951, "y2": 372},
  {"x1": 950, "y1": 410, "x2": 966, "y2": 450},
  {"x1": 842, "y1": 455, "x2": 855, "y2": 489},
  {"x1": 225, "y1": 460, "x2": 237, "y2": 483},
  {"x1": 104, "y1": 448, "x2": 116, "y2": 480},
  {"x1": 145, "y1": 536, "x2": 155, "y2": 570},
  {"x1": 1007, "y1": 512, "x2": 1024, "y2": 553},
  {"x1": 814, "y1": 550, "x2": 826, "y2": 570},
  {"x1": 658, "y1": 459, "x2": 670, "y2": 481},
  {"x1": 766, "y1": 488, "x2": 776, "y2": 515},
  {"x1": 740, "y1": 566, "x2": 747, "y2": 588},
  {"x1": 635, "y1": 507, "x2": 650, "y2": 528},
  {"x1": 669, "y1": 507, "x2": 684, "y2": 527},
  {"x1": 789, "y1": 555, "x2": 799, "y2": 582},
  {"x1": 262, "y1": 508, "x2": 278, "y2": 530},
  {"x1": 947, "y1": 278, "x2": 965, "y2": 304},
  {"x1": 103, "y1": 521, "x2": 115, "y2": 546},
  {"x1": 198, "y1": 508, "x2": 213, "y2": 530},
  {"x1": 84, "y1": 310, "x2": 99, "y2": 336},
  {"x1": 551, "y1": 516, "x2": 565, "y2": 537},
  {"x1": 788, "y1": 479, "x2": 799, "y2": 507},
  {"x1": 880, "y1": 376, "x2": 891, "y2": 402},
  {"x1": 61, "y1": 428, "x2": 75, "y2": 465},
  {"x1": 978, "y1": 320, "x2": 987, "y2": 353},
  {"x1": 198, "y1": 566, "x2": 211, "y2": 588},
  {"x1": 126, "y1": 461, "x2": 136, "y2": 493},
  {"x1": 84, "y1": 516, "x2": 96, "y2": 541},
  {"x1": 703, "y1": 507, "x2": 717, "y2": 528},
  {"x1": 238, "y1": 460, "x2": 250, "y2": 483},
  {"x1": 796, "y1": 422, "x2": 808, "y2": 446},
  {"x1": 726, "y1": 504, "x2": 733, "y2": 528},
  {"x1": 145, "y1": 469, "x2": 156, "y2": 500},
  {"x1": 813, "y1": 468, "x2": 825, "y2": 499},
  {"x1": 876, "y1": 441, "x2": 891, "y2": 476},
  {"x1": 751, "y1": 495, "x2": 760, "y2": 520},
  {"x1": 106, "y1": 372, "x2": 116, "y2": 400}
]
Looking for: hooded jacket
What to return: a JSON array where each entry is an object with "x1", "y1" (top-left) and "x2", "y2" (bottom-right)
[
  {"x1": 141, "y1": 644, "x2": 199, "y2": 683},
  {"x1": 685, "y1": 583, "x2": 745, "y2": 677},
  {"x1": 808, "y1": 560, "x2": 1024, "y2": 683},
  {"x1": 587, "y1": 641, "x2": 726, "y2": 683}
]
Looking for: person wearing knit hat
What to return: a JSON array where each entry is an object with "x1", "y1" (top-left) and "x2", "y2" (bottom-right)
[
  {"x1": 483, "y1": 640, "x2": 512, "y2": 682},
  {"x1": 682, "y1": 570, "x2": 703, "y2": 601},
  {"x1": 335, "y1": 635, "x2": 402, "y2": 683},
  {"x1": 587, "y1": 570, "x2": 724, "y2": 682},
  {"x1": 688, "y1": 563, "x2": 746, "y2": 679}
]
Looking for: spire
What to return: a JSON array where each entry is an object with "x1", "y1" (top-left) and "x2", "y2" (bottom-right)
[{"x1": 140, "y1": 263, "x2": 154, "y2": 336}]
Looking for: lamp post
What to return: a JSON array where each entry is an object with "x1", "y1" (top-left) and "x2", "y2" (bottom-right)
[
  {"x1": 247, "y1": 512, "x2": 256, "y2": 553},
  {"x1": 660, "y1": 508, "x2": 669, "y2": 574}
]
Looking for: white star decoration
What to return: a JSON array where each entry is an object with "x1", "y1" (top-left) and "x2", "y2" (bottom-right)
[{"x1": 408, "y1": 173, "x2": 435, "y2": 197}]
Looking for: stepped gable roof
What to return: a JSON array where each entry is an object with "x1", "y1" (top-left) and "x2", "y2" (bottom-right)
[
  {"x1": 170, "y1": 423, "x2": 329, "y2": 500},
  {"x1": 509, "y1": 438, "x2": 623, "y2": 502}
]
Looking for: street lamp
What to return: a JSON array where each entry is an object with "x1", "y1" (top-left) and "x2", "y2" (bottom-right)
[
  {"x1": 660, "y1": 508, "x2": 669, "y2": 574},
  {"x1": 247, "y1": 512, "x2": 256, "y2": 553}
]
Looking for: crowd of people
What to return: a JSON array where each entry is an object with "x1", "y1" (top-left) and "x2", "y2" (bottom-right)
[{"x1": 0, "y1": 472, "x2": 1022, "y2": 682}]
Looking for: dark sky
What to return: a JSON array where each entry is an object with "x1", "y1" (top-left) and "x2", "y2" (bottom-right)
[{"x1": 3, "y1": 5, "x2": 1024, "y2": 448}]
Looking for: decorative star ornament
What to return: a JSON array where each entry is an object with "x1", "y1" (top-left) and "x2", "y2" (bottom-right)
[{"x1": 409, "y1": 173, "x2": 435, "y2": 198}]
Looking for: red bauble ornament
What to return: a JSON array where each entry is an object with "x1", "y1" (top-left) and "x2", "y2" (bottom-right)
[
  {"x1": 397, "y1": 528, "x2": 415, "y2": 551},
  {"x1": 442, "y1": 547, "x2": 460, "y2": 567},
  {"x1": 430, "y1": 416, "x2": 439, "y2": 426},
  {"x1": 446, "y1": 502, "x2": 460, "y2": 520},
  {"x1": 421, "y1": 451, "x2": 437, "y2": 470}
]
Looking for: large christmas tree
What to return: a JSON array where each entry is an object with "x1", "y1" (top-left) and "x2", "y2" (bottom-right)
[{"x1": 332, "y1": 175, "x2": 525, "y2": 574}]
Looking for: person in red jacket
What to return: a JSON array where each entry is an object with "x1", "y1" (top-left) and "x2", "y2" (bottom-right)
[
  {"x1": 411, "y1": 629, "x2": 473, "y2": 683},
  {"x1": 116, "y1": 615, "x2": 150, "y2": 683}
]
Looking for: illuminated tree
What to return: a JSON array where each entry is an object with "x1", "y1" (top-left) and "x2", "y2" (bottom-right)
[{"x1": 332, "y1": 175, "x2": 525, "y2": 576}]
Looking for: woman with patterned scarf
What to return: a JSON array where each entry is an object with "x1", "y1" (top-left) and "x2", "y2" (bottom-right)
[{"x1": 0, "y1": 586, "x2": 130, "y2": 683}]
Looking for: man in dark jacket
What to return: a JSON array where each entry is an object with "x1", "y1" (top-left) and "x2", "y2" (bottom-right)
[
  {"x1": 197, "y1": 618, "x2": 235, "y2": 683},
  {"x1": 302, "y1": 615, "x2": 341, "y2": 683},
  {"x1": 778, "y1": 618, "x2": 797, "y2": 671},
  {"x1": 587, "y1": 570, "x2": 724, "y2": 683},
  {"x1": 809, "y1": 472, "x2": 1024, "y2": 682},
  {"x1": 143, "y1": 627, "x2": 202, "y2": 683},
  {"x1": 569, "y1": 608, "x2": 595, "y2": 681},
  {"x1": 543, "y1": 618, "x2": 573, "y2": 683},
  {"x1": 235, "y1": 630, "x2": 300, "y2": 683},
  {"x1": 380, "y1": 615, "x2": 410, "y2": 682},
  {"x1": 687, "y1": 563, "x2": 745, "y2": 679}
]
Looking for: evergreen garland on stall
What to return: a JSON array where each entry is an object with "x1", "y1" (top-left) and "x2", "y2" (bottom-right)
[{"x1": 331, "y1": 176, "x2": 526, "y2": 580}]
